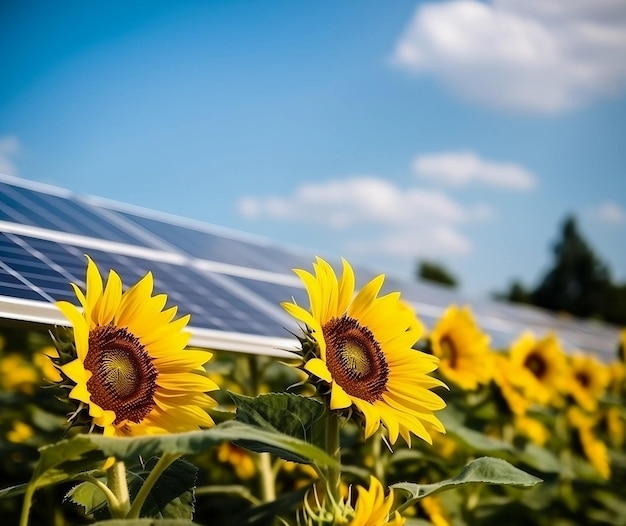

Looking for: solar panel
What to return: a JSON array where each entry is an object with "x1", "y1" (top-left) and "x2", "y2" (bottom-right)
[{"x1": 0, "y1": 173, "x2": 621, "y2": 360}]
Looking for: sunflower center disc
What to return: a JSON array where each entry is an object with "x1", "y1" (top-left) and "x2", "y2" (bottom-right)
[
  {"x1": 85, "y1": 324, "x2": 158, "y2": 425},
  {"x1": 323, "y1": 316, "x2": 389, "y2": 402},
  {"x1": 524, "y1": 353, "x2": 547, "y2": 380},
  {"x1": 576, "y1": 372, "x2": 591, "y2": 388}
]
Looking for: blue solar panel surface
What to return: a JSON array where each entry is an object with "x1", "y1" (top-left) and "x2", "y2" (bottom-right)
[{"x1": 0, "y1": 174, "x2": 620, "y2": 359}]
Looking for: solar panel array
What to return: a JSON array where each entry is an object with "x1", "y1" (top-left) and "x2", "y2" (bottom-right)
[{"x1": 0, "y1": 173, "x2": 620, "y2": 360}]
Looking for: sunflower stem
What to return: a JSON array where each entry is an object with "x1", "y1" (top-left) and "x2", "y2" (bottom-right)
[
  {"x1": 257, "y1": 452, "x2": 277, "y2": 502},
  {"x1": 324, "y1": 409, "x2": 342, "y2": 507},
  {"x1": 18, "y1": 484, "x2": 35, "y2": 526},
  {"x1": 371, "y1": 428, "x2": 385, "y2": 486},
  {"x1": 78, "y1": 474, "x2": 121, "y2": 512},
  {"x1": 126, "y1": 453, "x2": 180, "y2": 519},
  {"x1": 107, "y1": 460, "x2": 131, "y2": 518}
]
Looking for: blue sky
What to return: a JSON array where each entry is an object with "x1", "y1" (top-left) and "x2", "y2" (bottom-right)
[{"x1": 1, "y1": 0, "x2": 625, "y2": 297}]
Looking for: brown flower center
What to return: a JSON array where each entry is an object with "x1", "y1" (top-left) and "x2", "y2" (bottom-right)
[
  {"x1": 85, "y1": 324, "x2": 158, "y2": 425},
  {"x1": 576, "y1": 371, "x2": 591, "y2": 389},
  {"x1": 525, "y1": 352, "x2": 547, "y2": 380},
  {"x1": 323, "y1": 316, "x2": 388, "y2": 402},
  {"x1": 439, "y1": 336, "x2": 458, "y2": 368}
]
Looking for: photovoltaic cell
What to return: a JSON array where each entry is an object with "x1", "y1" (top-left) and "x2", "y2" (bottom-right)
[
  {"x1": 111, "y1": 209, "x2": 316, "y2": 274},
  {"x1": 0, "y1": 233, "x2": 290, "y2": 337},
  {"x1": 0, "y1": 181, "x2": 154, "y2": 247},
  {"x1": 0, "y1": 175, "x2": 621, "y2": 358}
]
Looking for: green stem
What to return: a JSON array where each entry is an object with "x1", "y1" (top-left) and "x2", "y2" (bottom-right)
[
  {"x1": 78, "y1": 474, "x2": 121, "y2": 512},
  {"x1": 371, "y1": 428, "x2": 385, "y2": 486},
  {"x1": 324, "y1": 409, "x2": 341, "y2": 506},
  {"x1": 393, "y1": 498, "x2": 413, "y2": 517},
  {"x1": 256, "y1": 452, "x2": 277, "y2": 502},
  {"x1": 107, "y1": 460, "x2": 131, "y2": 518},
  {"x1": 19, "y1": 485, "x2": 35, "y2": 526},
  {"x1": 126, "y1": 453, "x2": 180, "y2": 519}
]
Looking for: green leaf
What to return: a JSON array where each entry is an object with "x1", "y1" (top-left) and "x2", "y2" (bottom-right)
[
  {"x1": 127, "y1": 458, "x2": 197, "y2": 519},
  {"x1": 67, "y1": 480, "x2": 108, "y2": 516},
  {"x1": 68, "y1": 458, "x2": 197, "y2": 520},
  {"x1": 230, "y1": 392, "x2": 326, "y2": 462},
  {"x1": 86, "y1": 421, "x2": 337, "y2": 467},
  {"x1": 91, "y1": 520, "x2": 201, "y2": 526},
  {"x1": 517, "y1": 442, "x2": 561, "y2": 474},
  {"x1": 0, "y1": 482, "x2": 30, "y2": 499},
  {"x1": 233, "y1": 487, "x2": 309, "y2": 526},
  {"x1": 392, "y1": 457, "x2": 542, "y2": 504},
  {"x1": 439, "y1": 409, "x2": 513, "y2": 453}
]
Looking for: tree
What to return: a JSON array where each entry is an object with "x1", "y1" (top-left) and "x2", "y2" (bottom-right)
[
  {"x1": 416, "y1": 260, "x2": 458, "y2": 288},
  {"x1": 530, "y1": 216, "x2": 611, "y2": 319},
  {"x1": 493, "y1": 280, "x2": 530, "y2": 304}
]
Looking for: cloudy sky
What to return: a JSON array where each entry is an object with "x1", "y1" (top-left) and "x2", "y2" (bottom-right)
[{"x1": 1, "y1": 0, "x2": 625, "y2": 297}]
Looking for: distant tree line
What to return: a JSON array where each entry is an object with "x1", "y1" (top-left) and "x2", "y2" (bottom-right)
[
  {"x1": 416, "y1": 260, "x2": 458, "y2": 288},
  {"x1": 494, "y1": 215, "x2": 626, "y2": 326}
]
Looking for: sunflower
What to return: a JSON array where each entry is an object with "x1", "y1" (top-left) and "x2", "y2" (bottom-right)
[
  {"x1": 509, "y1": 332, "x2": 569, "y2": 407},
  {"x1": 567, "y1": 407, "x2": 610, "y2": 479},
  {"x1": 350, "y1": 476, "x2": 405, "y2": 526},
  {"x1": 56, "y1": 256, "x2": 218, "y2": 437},
  {"x1": 429, "y1": 305, "x2": 493, "y2": 390},
  {"x1": 420, "y1": 495, "x2": 451, "y2": 526},
  {"x1": 569, "y1": 354, "x2": 609, "y2": 412},
  {"x1": 514, "y1": 414, "x2": 549, "y2": 447},
  {"x1": 282, "y1": 257, "x2": 446, "y2": 445},
  {"x1": 492, "y1": 354, "x2": 529, "y2": 416}
]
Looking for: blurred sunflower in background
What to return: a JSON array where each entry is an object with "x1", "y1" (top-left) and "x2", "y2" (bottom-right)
[
  {"x1": 514, "y1": 414, "x2": 549, "y2": 447},
  {"x1": 492, "y1": 353, "x2": 530, "y2": 416},
  {"x1": 283, "y1": 257, "x2": 446, "y2": 445},
  {"x1": 568, "y1": 354, "x2": 609, "y2": 412},
  {"x1": 509, "y1": 332, "x2": 569, "y2": 407},
  {"x1": 55, "y1": 256, "x2": 218, "y2": 437},
  {"x1": 567, "y1": 407, "x2": 610, "y2": 479},
  {"x1": 429, "y1": 305, "x2": 493, "y2": 390}
]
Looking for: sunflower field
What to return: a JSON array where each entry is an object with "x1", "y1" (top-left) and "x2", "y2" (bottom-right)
[{"x1": 0, "y1": 256, "x2": 625, "y2": 526}]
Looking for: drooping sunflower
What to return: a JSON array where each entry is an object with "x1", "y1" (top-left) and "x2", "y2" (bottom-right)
[
  {"x1": 568, "y1": 354, "x2": 609, "y2": 412},
  {"x1": 282, "y1": 257, "x2": 446, "y2": 445},
  {"x1": 57, "y1": 256, "x2": 218, "y2": 437},
  {"x1": 509, "y1": 332, "x2": 569, "y2": 407},
  {"x1": 428, "y1": 305, "x2": 493, "y2": 390},
  {"x1": 350, "y1": 476, "x2": 405, "y2": 526}
]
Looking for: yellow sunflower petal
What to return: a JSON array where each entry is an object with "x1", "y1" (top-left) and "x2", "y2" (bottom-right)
[{"x1": 304, "y1": 357, "x2": 332, "y2": 382}]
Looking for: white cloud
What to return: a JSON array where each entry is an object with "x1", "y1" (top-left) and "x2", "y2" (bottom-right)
[
  {"x1": 591, "y1": 201, "x2": 625, "y2": 224},
  {"x1": 413, "y1": 151, "x2": 536, "y2": 190},
  {"x1": 0, "y1": 135, "x2": 20, "y2": 175},
  {"x1": 391, "y1": 0, "x2": 626, "y2": 113},
  {"x1": 238, "y1": 175, "x2": 492, "y2": 258}
]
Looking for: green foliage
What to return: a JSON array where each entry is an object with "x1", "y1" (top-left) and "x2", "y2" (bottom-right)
[
  {"x1": 416, "y1": 260, "x2": 458, "y2": 288},
  {"x1": 392, "y1": 457, "x2": 542, "y2": 502},
  {"x1": 90, "y1": 520, "x2": 201, "y2": 526},
  {"x1": 498, "y1": 215, "x2": 626, "y2": 324},
  {"x1": 230, "y1": 392, "x2": 326, "y2": 462},
  {"x1": 69, "y1": 458, "x2": 198, "y2": 520}
]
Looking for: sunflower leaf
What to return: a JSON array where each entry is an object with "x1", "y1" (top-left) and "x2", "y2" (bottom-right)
[
  {"x1": 126, "y1": 457, "x2": 197, "y2": 519},
  {"x1": 68, "y1": 459, "x2": 197, "y2": 520},
  {"x1": 392, "y1": 457, "x2": 542, "y2": 504},
  {"x1": 85, "y1": 421, "x2": 337, "y2": 467},
  {"x1": 229, "y1": 392, "x2": 326, "y2": 462},
  {"x1": 90, "y1": 520, "x2": 201, "y2": 526}
]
